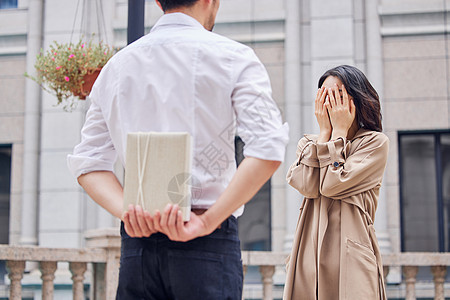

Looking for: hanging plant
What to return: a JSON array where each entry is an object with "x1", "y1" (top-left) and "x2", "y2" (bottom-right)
[{"x1": 25, "y1": 38, "x2": 115, "y2": 111}]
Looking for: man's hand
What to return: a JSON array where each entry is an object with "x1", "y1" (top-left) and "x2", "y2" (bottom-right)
[
  {"x1": 154, "y1": 204, "x2": 213, "y2": 242},
  {"x1": 124, "y1": 157, "x2": 280, "y2": 242},
  {"x1": 122, "y1": 204, "x2": 157, "y2": 237}
]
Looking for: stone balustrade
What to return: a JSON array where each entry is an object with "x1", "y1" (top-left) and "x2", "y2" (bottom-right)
[
  {"x1": 1, "y1": 231, "x2": 450, "y2": 300},
  {"x1": 382, "y1": 253, "x2": 450, "y2": 300}
]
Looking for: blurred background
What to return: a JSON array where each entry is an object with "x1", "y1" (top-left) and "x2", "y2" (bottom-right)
[{"x1": 0, "y1": 0, "x2": 449, "y2": 299}]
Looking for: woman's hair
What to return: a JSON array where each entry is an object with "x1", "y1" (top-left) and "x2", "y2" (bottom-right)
[{"x1": 318, "y1": 65, "x2": 383, "y2": 132}]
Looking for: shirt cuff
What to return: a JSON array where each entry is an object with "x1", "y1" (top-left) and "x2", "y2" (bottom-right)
[
  {"x1": 243, "y1": 122, "x2": 289, "y2": 162},
  {"x1": 297, "y1": 141, "x2": 319, "y2": 167},
  {"x1": 67, "y1": 154, "x2": 115, "y2": 178},
  {"x1": 316, "y1": 137, "x2": 346, "y2": 168}
]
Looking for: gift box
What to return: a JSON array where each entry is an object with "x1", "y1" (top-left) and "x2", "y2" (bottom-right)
[{"x1": 123, "y1": 132, "x2": 192, "y2": 221}]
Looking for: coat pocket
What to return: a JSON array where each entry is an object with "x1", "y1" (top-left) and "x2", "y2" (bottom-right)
[{"x1": 343, "y1": 238, "x2": 379, "y2": 300}]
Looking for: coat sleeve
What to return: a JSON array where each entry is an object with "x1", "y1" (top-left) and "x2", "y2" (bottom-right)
[
  {"x1": 286, "y1": 137, "x2": 320, "y2": 198},
  {"x1": 317, "y1": 133, "x2": 389, "y2": 199}
]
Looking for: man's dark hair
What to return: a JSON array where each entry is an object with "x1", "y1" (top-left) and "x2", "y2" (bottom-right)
[
  {"x1": 318, "y1": 65, "x2": 383, "y2": 132},
  {"x1": 158, "y1": 0, "x2": 199, "y2": 12}
]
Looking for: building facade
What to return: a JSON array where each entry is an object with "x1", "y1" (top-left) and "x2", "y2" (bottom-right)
[{"x1": 0, "y1": 0, "x2": 449, "y2": 298}]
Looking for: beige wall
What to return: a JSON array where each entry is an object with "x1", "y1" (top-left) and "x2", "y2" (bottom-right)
[
  {"x1": 0, "y1": 55, "x2": 26, "y2": 244},
  {"x1": 252, "y1": 41, "x2": 286, "y2": 251},
  {"x1": 380, "y1": 0, "x2": 450, "y2": 254},
  {"x1": 1, "y1": 0, "x2": 449, "y2": 256},
  {"x1": 382, "y1": 33, "x2": 450, "y2": 252}
]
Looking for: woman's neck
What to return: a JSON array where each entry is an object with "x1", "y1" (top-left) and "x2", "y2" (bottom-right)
[{"x1": 347, "y1": 120, "x2": 360, "y2": 140}]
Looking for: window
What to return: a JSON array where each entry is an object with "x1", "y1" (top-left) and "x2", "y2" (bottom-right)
[
  {"x1": 235, "y1": 137, "x2": 271, "y2": 252},
  {"x1": 235, "y1": 137, "x2": 272, "y2": 283},
  {"x1": 0, "y1": 145, "x2": 11, "y2": 284},
  {"x1": 399, "y1": 130, "x2": 450, "y2": 252},
  {"x1": 0, "y1": 0, "x2": 17, "y2": 9}
]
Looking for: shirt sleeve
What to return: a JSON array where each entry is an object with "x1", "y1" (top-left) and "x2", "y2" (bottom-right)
[
  {"x1": 231, "y1": 46, "x2": 289, "y2": 162},
  {"x1": 67, "y1": 97, "x2": 117, "y2": 178},
  {"x1": 286, "y1": 137, "x2": 320, "y2": 198},
  {"x1": 317, "y1": 133, "x2": 389, "y2": 199}
]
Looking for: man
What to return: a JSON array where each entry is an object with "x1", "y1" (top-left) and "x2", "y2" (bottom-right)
[{"x1": 67, "y1": 0, "x2": 289, "y2": 299}]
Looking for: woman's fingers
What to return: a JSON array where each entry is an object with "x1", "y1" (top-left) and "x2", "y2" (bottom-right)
[
  {"x1": 315, "y1": 87, "x2": 326, "y2": 111},
  {"x1": 315, "y1": 88, "x2": 321, "y2": 113},
  {"x1": 324, "y1": 99, "x2": 331, "y2": 111},
  {"x1": 342, "y1": 84, "x2": 349, "y2": 108},
  {"x1": 318, "y1": 87, "x2": 327, "y2": 115},
  {"x1": 328, "y1": 87, "x2": 336, "y2": 107},
  {"x1": 319, "y1": 87, "x2": 327, "y2": 105},
  {"x1": 333, "y1": 84, "x2": 342, "y2": 106}
]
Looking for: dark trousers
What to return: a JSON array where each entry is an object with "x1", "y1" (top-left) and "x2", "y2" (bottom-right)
[{"x1": 116, "y1": 216, "x2": 243, "y2": 300}]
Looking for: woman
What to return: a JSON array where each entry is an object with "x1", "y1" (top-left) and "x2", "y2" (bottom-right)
[{"x1": 283, "y1": 65, "x2": 389, "y2": 300}]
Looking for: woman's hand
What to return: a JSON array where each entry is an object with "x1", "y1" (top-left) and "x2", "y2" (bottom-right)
[
  {"x1": 314, "y1": 86, "x2": 332, "y2": 143},
  {"x1": 326, "y1": 84, "x2": 355, "y2": 140}
]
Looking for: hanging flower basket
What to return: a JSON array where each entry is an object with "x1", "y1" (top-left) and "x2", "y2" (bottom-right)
[
  {"x1": 25, "y1": 39, "x2": 115, "y2": 111},
  {"x1": 72, "y1": 68, "x2": 102, "y2": 100}
]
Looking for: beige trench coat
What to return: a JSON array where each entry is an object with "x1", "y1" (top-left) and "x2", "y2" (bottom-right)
[{"x1": 283, "y1": 129, "x2": 389, "y2": 300}]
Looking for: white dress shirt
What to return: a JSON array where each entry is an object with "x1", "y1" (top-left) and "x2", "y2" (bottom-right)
[{"x1": 67, "y1": 13, "x2": 289, "y2": 217}]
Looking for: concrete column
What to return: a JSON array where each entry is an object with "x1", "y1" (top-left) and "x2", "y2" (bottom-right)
[
  {"x1": 365, "y1": 0, "x2": 392, "y2": 254},
  {"x1": 283, "y1": 0, "x2": 302, "y2": 251},
  {"x1": 20, "y1": 0, "x2": 44, "y2": 246}
]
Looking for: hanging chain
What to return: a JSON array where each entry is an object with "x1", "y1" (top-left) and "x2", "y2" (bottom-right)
[{"x1": 70, "y1": 0, "x2": 109, "y2": 44}]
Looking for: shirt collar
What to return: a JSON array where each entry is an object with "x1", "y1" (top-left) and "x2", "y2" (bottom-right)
[{"x1": 151, "y1": 12, "x2": 205, "y2": 32}]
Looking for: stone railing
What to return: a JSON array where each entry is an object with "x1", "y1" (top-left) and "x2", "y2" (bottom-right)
[
  {"x1": 382, "y1": 253, "x2": 450, "y2": 300},
  {"x1": 0, "y1": 228, "x2": 121, "y2": 300},
  {"x1": 241, "y1": 251, "x2": 287, "y2": 300},
  {"x1": 1, "y1": 231, "x2": 450, "y2": 300}
]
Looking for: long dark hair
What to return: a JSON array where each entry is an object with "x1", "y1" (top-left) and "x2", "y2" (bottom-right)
[{"x1": 318, "y1": 65, "x2": 383, "y2": 132}]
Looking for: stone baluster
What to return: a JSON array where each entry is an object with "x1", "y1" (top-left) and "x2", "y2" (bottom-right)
[
  {"x1": 241, "y1": 265, "x2": 248, "y2": 300},
  {"x1": 85, "y1": 228, "x2": 122, "y2": 300},
  {"x1": 6, "y1": 260, "x2": 25, "y2": 300},
  {"x1": 383, "y1": 265, "x2": 390, "y2": 281},
  {"x1": 40, "y1": 261, "x2": 57, "y2": 300},
  {"x1": 403, "y1": 266, "x2": 418, "y2": 300},
  {"x1": 260, "y1": 265, "x2": 275, "y2": 300},
  {"x1": 70, "y1": 262, "x2": 87, "y2": 300},
  {"x1": 431, "y1": 265, "x2": 447, "y2": 300}
]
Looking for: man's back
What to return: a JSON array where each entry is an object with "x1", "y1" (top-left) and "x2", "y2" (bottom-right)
[
  {"x1": 69, "y1": 3, "x2": 288, "y2": 299},
  {"x1": 72, "y1": 13, "x2": 287, "y2": 215}
]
